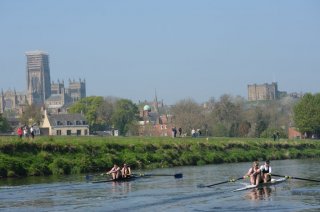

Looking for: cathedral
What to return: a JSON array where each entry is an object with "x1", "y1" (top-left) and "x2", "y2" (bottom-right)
[{"x1": 0, "y1": 50, "x2": 86, "y2": 115}]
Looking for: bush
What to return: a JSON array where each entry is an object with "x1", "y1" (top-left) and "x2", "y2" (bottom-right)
[
  {"x1": 28, "y1": 163, "x2": 51, "y2": 176},
  {"x1": 49, "y1": 158, "x2": 73, "y2": 175},
  {"x1": 260, "y1": 128, "x2": 287, "y2": 139}
]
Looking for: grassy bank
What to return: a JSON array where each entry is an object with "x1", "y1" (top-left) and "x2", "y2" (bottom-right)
[{"x1": 0, "y1": 136, "x2": 320, "y2": 178}]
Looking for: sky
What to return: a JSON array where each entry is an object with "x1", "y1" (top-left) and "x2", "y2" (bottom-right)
[{"x1": 1, "y1": 1, "x2": 319, "y2": 104}]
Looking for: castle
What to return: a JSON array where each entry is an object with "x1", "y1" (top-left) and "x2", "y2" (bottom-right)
[
  {"x1": 247, "y1": 82, "x2": 288, "y2": 101},
  {"x1": 0, "y1": 50, "x2": 86, "y2": 115}
]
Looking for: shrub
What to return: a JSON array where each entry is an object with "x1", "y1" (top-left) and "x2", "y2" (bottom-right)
[{"x1": 49, "y1": 158, "x2": 73, "y2": 175}]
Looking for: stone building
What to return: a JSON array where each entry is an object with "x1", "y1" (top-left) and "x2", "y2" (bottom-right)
[
  {"x1": 41, "y1": 110, "x2": 89, "y2": 136},
  {"x1": 0, "y1": 50, "x2": 86, "y2": 117},
  {"x1": 45, "y1": 79, "x2": 86, "y2": 113},
  {"x1": 26, "y1": 50, "x2": 51, "y2": 105},
  {"x1": 247, "y1": 82, "x2": 280, "y2": 101},
  {"x1": 66, "y1": 79, "x2": 86, "y2": 102},
  {"x1": 0, "y1": 89, "x2": 27, "y2": 114}
]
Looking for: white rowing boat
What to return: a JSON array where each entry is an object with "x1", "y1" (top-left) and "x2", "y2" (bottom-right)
[{"x1": 233, "y1": 177, "x2": 287, "y2": 192}]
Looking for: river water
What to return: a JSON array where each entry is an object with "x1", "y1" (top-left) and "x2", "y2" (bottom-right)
[{"x1": 1, "y1": 159, "x2": 320, "y2": 212}]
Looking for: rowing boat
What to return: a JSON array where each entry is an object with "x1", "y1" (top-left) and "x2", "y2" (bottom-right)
[
  {"x1": 89, "y1": 173, "x2": 183, "y2": 183},
  {"x1": 233, "y1": 177, "x2": 287, "y2": 192},
  {"x1": 91, "y1": 176, "x2": 138, "y2": 184}
]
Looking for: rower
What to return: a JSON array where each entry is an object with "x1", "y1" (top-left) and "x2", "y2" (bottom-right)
[
  {"x1": 107, "y1": 164, "x2": 121, "y2": 180},
  {"x1": 260, "y1": 160, "x2": 272, "y2": 183},
  {"x1": 121, "y1": 163, "x2": 131, "y2": 178},
  {"x1": 243, "y1": 161, "x2": 262, "y2": 186}
]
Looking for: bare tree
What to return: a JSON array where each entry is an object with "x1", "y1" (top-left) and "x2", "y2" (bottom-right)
[{"x1": 170, "y1": 98, "x2": 206, "y2": 136}]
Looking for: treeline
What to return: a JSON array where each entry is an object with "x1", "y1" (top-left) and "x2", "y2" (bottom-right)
[
  {"x1": 171, "y1": 95, "x2": 295, "y2": 138},
  {"x1": 0, "y1": 136, "x2": 320, "y2": 178},
  {"x1": 2, "y1": 93, "x2": 320, "y2": 138}
]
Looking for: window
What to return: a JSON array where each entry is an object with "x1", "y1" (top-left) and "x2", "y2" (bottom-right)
[
  {"x1": 67, "y1": 121, "x2": 73, "y2": 125},
  {"x1": 77, "y1": 130, "x2": 81, "y2": 136},
  {"x1": 67, "y1": 130, "x2": 71, "y2": 135},
  {"x1": 56, "y1": 130, "x2": 61, "y2": 135},
  {"x1": 84, "y1": 130, "x2": 88, "y2": 135}
]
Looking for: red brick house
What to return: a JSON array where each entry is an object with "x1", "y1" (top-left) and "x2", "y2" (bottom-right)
[
  {"x1": 288, "y1": 127, "x2": 302, "y2": 139},
  {"x1": 138, "y1": 104, "x2": 174, "y2": 137}
]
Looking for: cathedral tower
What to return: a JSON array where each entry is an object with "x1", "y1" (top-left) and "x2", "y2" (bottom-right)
[{"x1": 26, "y1": 50, "x2": 51, "y2": 105}]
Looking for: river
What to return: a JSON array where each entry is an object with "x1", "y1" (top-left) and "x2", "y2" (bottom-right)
[{"x1": 1, "y1": 159, "x2": 320, "y2": 212}]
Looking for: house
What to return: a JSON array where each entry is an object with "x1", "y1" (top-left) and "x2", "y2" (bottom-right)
[
  {"x1": 138, "y1": 104, "x2": 175, "y2": 137},
  {"x1": 288, "y1": 127, "x2": 302, "y2": 139},
  {"x1": 41, "y1": 110, "x2": 89, "y2": 136}
]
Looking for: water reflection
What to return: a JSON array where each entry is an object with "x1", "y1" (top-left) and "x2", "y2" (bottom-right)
[
  {"x1": 110, "y1": 181, "x2": 132, "y2": 194},
  {"x1": 245, "y1": 187, "x2": 272, "y2": 201}
]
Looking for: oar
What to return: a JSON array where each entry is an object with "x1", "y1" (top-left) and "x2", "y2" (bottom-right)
[
  {"x1": 198, "y1": 177, "x2": 243, "y2": 188},
  {"x1": 272, "y1": 174, "x2": 320, "y2": 183},
  {"x1": 138, "y1": 173, "x2": 183, "y2": 179}
]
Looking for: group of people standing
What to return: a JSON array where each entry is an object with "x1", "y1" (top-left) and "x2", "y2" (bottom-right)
[
  {"x1": 17, "y1": 125, "x2": 35, "y2": 139},
  {"x1": 171, "y1": 127, "x2": 182, "y2": 138},
  {"x1": 106, "y1": 163, "x2": 132, "y2": 180},
  {"x1": 272, "y1": 131, "x2": 280, "y2": 141},
  {"x1": 191, "y1": 128, "x2": 202, "y2": 137},
  {"x1": 171, "y1": 127, "x2": 204, "y2": 138},
  {"x1": 243, "y1": 160, "x2": 272, "y2": 186}
]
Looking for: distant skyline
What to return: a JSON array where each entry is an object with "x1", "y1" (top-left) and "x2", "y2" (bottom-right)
[{"x1": 1, "y1": 1, "x2": 319, "y2": 104}]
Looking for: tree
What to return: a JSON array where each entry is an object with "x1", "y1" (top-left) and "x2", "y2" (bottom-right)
[
  {"x1": 170, "y1": 98, "x2": 205, "y2": 136},
  {"x1": 20, "y1": 104, "x2": 42, "y2": 126},
  {"x1": 69, "y1": 96, "x2": 114, "y2": 131},
  {"x1": 0, "y1": 114, "x2": 10, "y2": 133},
  {"x1": 209, "y1": 95, "x2": 244, "y2": 137},
  {"x1": 293, "y1": 93, "x2": 320, "y2": 137},
  {"x1": 111, "y1": 99, "x2": 139, "y2": 136},
  {"x1": 238, "y1": 121, "x2": 251, "y2": 137},
  {"x1": 254, "y1": 108, "x2": 269, "y2": 138},
  {"x1": 96, "y1": 97, "x2": 116, "y2": 129}
]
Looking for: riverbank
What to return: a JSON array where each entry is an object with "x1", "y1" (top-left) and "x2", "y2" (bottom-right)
[{"x1": 0, "y1": 136, "x2": 319, "y2": 178}]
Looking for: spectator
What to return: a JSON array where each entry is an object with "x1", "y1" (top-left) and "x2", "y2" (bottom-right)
[
  {"x1": 276, "y1": 131, "x2": 280, "y2": 140},
  {"x1": 172, "y1": 127, "x2": 177, "y2": 138},
  {"x1": 272, "y1": 133, "x2": 276, "y2": 141},
  {"x1": 191, "y1": 128, "x2": 196, "y2": 137},
  {"x1": 178, "y1": 127, "x2": 182, "y2": 137},
  {"x1": 30, "y1": 126, "x2": 35, "y2": 139},
  {"x1": 17, "y1": 127, "x2": 23, "y2": 139},
  {"x1": 23, "y1": 126, "x2": 29, "y2": 138}
]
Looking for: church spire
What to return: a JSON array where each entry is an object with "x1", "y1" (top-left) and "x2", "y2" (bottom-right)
[{"x1": 153, "y1": 89, "x2": 159, "y2": 113}]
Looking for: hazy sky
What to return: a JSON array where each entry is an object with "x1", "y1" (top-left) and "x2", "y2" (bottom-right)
[{"x1": 1, "y1": 1, "x2": 319, "y2": 104}]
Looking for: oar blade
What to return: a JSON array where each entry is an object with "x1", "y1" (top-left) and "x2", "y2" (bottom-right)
[
  {"x1": 174, "y1": 173, "x2": 183, "y2": 179},
  {"x1": 197, "y1": 184, "x2": 206, "y2": 188}
]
